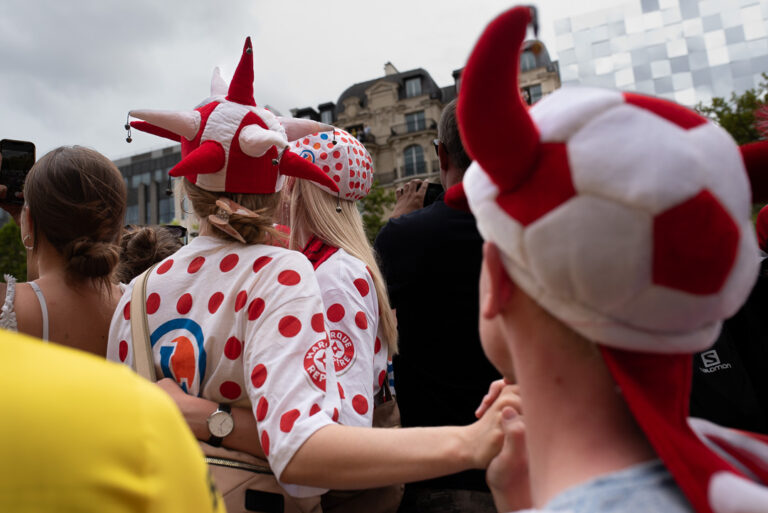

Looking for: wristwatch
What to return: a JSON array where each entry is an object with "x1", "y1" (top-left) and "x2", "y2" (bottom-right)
[{"x1": 206, "y1": 403, "x2": 234, "y2": 447}]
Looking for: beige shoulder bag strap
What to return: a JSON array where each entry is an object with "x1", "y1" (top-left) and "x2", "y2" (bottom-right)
[{"x1": 129, "y1": 264, "x2": 158, "y2": 381}]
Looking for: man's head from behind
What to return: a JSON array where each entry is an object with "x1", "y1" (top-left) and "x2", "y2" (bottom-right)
[
  {"x1": 459, "y1": 6, "x2": 768, "y2": 513},
  {"x1": 437, "y1": 99, "x2": 471, "y2": 189}
]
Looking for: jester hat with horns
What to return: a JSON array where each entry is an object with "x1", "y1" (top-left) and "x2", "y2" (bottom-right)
[
  {"x1": 449, "y1": 6, "x2": 768, "y2": 513},
  {"x1": 128, "y1": 37, "x2": 338, "y2": 195}
]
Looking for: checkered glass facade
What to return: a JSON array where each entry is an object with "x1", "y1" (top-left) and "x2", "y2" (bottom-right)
[{"x1": 555, "y1": 0, "x2": 768, "y2": 106}]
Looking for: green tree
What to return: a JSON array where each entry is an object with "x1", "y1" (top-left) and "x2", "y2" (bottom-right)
[
  {"x1": 0, "y1": 220, "x2": 26, "y2": 282},
  {"x1": 694, "y1": 73, "x2": 768, "y2": 145},
  {"x1": 358, "y1": 180, "x2": 395, "y2": 244}
]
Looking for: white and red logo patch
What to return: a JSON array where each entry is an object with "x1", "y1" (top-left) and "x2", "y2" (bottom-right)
[
  {"x1": 329, "y1": 329, "x2": 356, "y2": 375},
  {"x1": 303, "y1": 330, "x2": 357, "y2": 390},
  {"x1": 304, "y1": 337, "x2": 330, "y2": 391}
]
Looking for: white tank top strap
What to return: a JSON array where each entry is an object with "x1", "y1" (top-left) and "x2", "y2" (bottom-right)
[
  {"x1": 1, "y1": 274, "x2": 18, "y2": 331},
  {"x1": 27, "y1": 281, "x2": 49, "y2": 342}
]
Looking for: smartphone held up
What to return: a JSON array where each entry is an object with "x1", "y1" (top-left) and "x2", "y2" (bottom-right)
[{"x1": 0, "y1": 139, "x2": 36, "y2": 205}]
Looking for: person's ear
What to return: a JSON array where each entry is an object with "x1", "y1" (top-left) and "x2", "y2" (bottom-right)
[
  {"x1": 481, "y1": 241, "x2": 514, "y2": 319},
  {"x1": 437, "y1": 141, "x2": 450, "y2": 172}
]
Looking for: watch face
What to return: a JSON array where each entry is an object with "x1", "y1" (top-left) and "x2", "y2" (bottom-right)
[{"x1": 208, "y1": 410, "x2": 234, "y2": 438}]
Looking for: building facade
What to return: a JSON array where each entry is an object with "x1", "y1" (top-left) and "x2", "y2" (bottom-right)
[
  {"x1": 113, "y1": 145, "x2": 183, "y2": 227},
  {"x1": 555, "y1": 0, "x2": 768, "y2": 106},
  {"x1": 293, "y1": 48, "x2": 560, "y2": 189}
]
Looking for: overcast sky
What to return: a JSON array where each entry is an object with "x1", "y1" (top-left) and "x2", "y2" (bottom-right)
[{"x1": 0, "y1": 0, "x2": 623, "y2": 161}]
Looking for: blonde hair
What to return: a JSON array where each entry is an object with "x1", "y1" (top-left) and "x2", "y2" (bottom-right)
[
  {"x1": 183, "y1": 179, "x2": 283, "y2": 245},
  {"x1": 289, "y1": 180, "x2": 398, "y2": 355}
]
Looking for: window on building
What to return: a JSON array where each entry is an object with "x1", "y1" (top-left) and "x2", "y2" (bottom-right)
[
  {"x1": 403, "y1": 145, "x2": 425, "y2": 177},
  {"x1": 405, "y1": 111, "x2": 426, "y2": 133},
  {"x1": 521, "y1": 84, "x2": 543, "y2": 105},
  {"x1": 405, "y1": 77, "x2": 422, "y2": 98},
  {"x1": 158, "y1": 196, "x2": 174, "y2": 223},
  {"x1": 126, "y1": 204, "x2": 139, "y2": 225},
  {"x1": 521, "y1": 51, "x2": 538, "y2": 72},
  {"x1": 320, "y1": 109, "x2": 333, "y2": 124}
]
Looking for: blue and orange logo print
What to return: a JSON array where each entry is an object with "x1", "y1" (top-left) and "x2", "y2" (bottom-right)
[{"x1": 151, "y1": 318, "x2": 207, "y2": 395}]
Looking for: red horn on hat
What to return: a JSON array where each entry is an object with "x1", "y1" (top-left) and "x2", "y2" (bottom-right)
[
  {"x1": 279, "y1": 151, "x2": 340, "y2": 193},
  {"x1": 226, "y1": 37, "x2": 256, "y2": 107},
  {"x1": 130, "y1": 121, "x2": 182, "y2": 143},
  {"x1": 169, "y1": 141, "x2": 226, "y2": 178},
  {"x1": 457, "y1": 6, "x2": 540, "y2": 191},
  {"x1": 740, "y1": 140, "x2": 768, "y2": 203}
]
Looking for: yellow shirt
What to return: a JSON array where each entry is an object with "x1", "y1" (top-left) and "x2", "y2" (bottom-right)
[{"x1": 0, "y1": 330, "x2": 225, "y2": 513}]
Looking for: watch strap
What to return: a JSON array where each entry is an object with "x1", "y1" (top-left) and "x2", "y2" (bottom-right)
[{"x1": 207, "y1": 403, "x2": 232, "y2": 447}]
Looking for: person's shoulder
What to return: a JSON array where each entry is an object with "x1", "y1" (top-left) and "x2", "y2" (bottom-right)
[{"x1": 318, "y1": 249, "x2": 371, "y2": 291}]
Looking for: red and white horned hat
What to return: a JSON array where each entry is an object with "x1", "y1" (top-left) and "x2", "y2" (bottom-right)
[
  {"x1": 451, "y1": 6, "x2": 768, "y2": 513},
  {"x1": 288, "y1": 129, "x2": 374, "y2": 200},
  {"x1": 128, "y1": 37, "x2": 339, "y2": 195}
]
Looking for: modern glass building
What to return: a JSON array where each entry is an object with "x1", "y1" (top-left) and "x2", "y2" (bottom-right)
[{"x1": 554, "y1": 0, "x2": 768, "y2": 106}]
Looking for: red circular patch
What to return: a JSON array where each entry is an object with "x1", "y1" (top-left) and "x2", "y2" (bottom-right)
[
  {"x1": 261, "y1": 430, "x2": 270, "y2": 456},
  {"x1": 353, "y1": 279, "x2": 370, "y2": 297},
  {"x1": 277, "y1": 270, "x2": 301, "y2": 286},
  {"x1": 208, "y1": 292, "x2": 224, "y2": 314},
  {"x1": 355, "y1": 311, "x2": 368, "y2": 330},
  {"x1": 157, "y1": 259, "x2": 173, "y2": 274},
  {"x1": 220, "y1": 254, "x2": 239, "y2": 272},
  {"x1": 378, "y1": 369, "x2": 387, "y2": 387},
  {"x1": 303, "y1": 138, "x2": 310, "y2": 144},
  {"x1": 337, "y1": 382, "x2": 345, "y2": 399},
  {"x1": 335, "y1": 163, "x2": 343, "y2": 171},
  {"x1": 333, "y1": 175, "x2": 340, "y2": 182},
  {"x1": 311, "y1": 313, "x2": 325, "y2": 333},
  {"x1": 309, "y1": 403, "x2": 321, "y2": 416},
  {"x1": 280, "y1": 409, "x2": 301, "y2": 433},
  {"x1": 177, "y1": 293, "x2": 193, "y2": 315},
  {"x1": 235, "y1": 290, "x2": 247, "y2": 312},
  {"x1": 332, "y1": 150, "x2": 341, "y2": 158},
  {"x1": 118, "y1": 340, "x2": 128, "y2": 362},
  {"x1": 332, "y1": 408, "x2": 339, "y2": 422},
  {"x1": 320, "y1": 152, "x2": 328, "y2": 160},
  {"x1": 219, "y1": 381, "x2": 242, "y2": 400},
  {"x1": 252, "y1": 256, "x2": 272, "y2": 273},
  {"x1": 248, "y1": 298, "x2": 266, "y2": 321},
  {"x1": 188, "y1": 256, "x2": 205, "y2": 274},
  {"x1": 224, "y1": 336, "x2": 242, "y2": 360},
  {"x1": 256, "y1": 397, "x2": 269, "y2": 421},
  {"x1": 303, "y1": 338, "x2": 329, "y2": 391},
  {"x1": 123, "y1": 301, "x2": 131, "y2": 320},
  {"x1": 349, "y1": 170, "x2": 355, "y2": 178},
  {"x1": 278, "y1": 316, "x2": 302, "y2": 337},
  {"x1": 374, "y1": 337, "x2": 382, "y2": 354},
  {"x1": 352, "y1": 395, "x2": 369, "y2": 415},
  {"x1": 146, "y1": 293, "x2": 161, "y2": 315},
  {"x1": 251, "y1": 364, "x2": 268, "y2": 388},
  {"x1": 329, "y1": 330, "x2": 356, "y2": 373},
  {"x1": 327, "y1": 303, "x2": 345, "y2": 323}
]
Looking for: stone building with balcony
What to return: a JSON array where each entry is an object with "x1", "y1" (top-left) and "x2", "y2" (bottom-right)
[{"x1": 292, "y1": 45, "x2": 559, "y2": 190}]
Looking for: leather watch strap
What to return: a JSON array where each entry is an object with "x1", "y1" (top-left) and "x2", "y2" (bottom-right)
[{"x1": 207, "y1": 403, "x2": 232, "y2": 447}]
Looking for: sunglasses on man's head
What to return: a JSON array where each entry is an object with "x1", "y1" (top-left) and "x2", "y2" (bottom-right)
[{"x1": 432, "y1": 139, "x2": 440, "y2": 157}]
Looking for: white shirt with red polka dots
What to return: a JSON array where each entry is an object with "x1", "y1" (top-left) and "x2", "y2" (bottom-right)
[
  {"x1": 107, "y1": 235, "x2": 340, "y2": 497},
  {"x1": 312, "y1": 248, "x2": 388, "y2": 428}
]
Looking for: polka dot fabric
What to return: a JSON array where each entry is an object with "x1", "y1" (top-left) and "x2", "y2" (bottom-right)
[
  {"x1": 306, "y1": 246, "x2": 386, "y2": 429},
  {"x1": 106, "y1": 235, "x2": 340, "y2": 497},
  {"x1": 289, "y1": 129, "x2": 374, "y2": 201}
]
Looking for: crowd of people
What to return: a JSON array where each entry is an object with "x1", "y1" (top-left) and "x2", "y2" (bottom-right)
[{"x1": 2, "y1": 5, "x2": 768, "y2": 513}]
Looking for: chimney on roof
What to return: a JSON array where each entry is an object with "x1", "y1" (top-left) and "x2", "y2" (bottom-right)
[{"x1": 384, "y1": 62, "x2": 399, "y2": 76}]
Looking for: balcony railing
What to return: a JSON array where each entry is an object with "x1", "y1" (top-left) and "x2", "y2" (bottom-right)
[{"x1": 390, "y1": 118, "x2": 438, "y2": 136}]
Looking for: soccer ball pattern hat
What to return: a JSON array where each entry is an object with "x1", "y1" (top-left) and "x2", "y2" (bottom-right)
[
  {"x1": 289, "y1": 129, "x2": 374, "y2": 200},
  {"x1": 127, "y1": 37, "x2": 339, "y2": 195},
  {"x1": 457, "y1": 6, "x2": 768, "y2": 513}
]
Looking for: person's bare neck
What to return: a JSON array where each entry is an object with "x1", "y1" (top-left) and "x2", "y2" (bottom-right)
[{"x1": 508, "y1": 310, "x2": 656, "y2": 507}]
